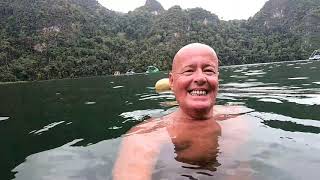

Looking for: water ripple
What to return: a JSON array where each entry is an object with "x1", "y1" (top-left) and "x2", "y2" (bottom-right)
[
  {"x1": 12, "y1": 138, "x2": 120, "y2": 180},
  {"x1": 30, "y1": 121, "x2": 65, "y2": 135},
  {"x1": 139, "y1": 94, "x2": 175, "y2": 101},
  {"x1": 257, "y1": 98, "x2": 283, "y2": 104},
  {"x1": 221, "y1": 82, "x2": 277, "y2": 88},
  {"x1": 288, "y1": 77, "x2": 309, "y2": 80},
  {"x1": 249, "y1": 112, "x2": 320, "y2": 128},
  {"x1": 244, "y1": 72, "x2": 266, "y2": 76},
  {"x1": 85, "y1": 101, "x2": 96, "y2": 105},
  {"x1": 0, "y1": 117, "x2": 10, "y2": 121},
  {"x1": 120, "y1": 109, "x2": 165, "y2": 123}
]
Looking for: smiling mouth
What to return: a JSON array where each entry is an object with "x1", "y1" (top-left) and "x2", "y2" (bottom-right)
[{"x1": 188, "y1": 90, "x2": 208, "y2": 96}]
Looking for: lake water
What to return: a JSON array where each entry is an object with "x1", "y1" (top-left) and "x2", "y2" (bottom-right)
[{"x1": 0, "y1": 60, "x2": 319, "y2": 180}]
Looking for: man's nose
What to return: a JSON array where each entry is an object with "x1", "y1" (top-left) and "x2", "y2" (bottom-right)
[{"x1": 194, "y1": 71, "x2": 206, "y2": 85}]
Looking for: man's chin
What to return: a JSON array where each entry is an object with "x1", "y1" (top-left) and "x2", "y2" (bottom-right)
[{"x1": 185, "y1": 102, "x2": 214, "y2": 112}]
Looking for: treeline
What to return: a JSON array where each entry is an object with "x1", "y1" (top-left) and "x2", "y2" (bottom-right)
[{"x1": 0, "y1": 0, "x2": 319, "y2": 82}]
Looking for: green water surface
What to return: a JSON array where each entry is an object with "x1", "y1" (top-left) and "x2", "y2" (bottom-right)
[{"x1": 0, "y1": 60, "x2": 319, "y2": 180}]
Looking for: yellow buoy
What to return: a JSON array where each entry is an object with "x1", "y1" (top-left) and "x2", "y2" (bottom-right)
[{"x1": 155, "y1": 78, "x2": 171, "y2": 93}]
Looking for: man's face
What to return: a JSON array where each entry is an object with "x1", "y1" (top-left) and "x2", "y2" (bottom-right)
[{"x1": 169, "y1": 46, "x2": 219, "y2": 116}]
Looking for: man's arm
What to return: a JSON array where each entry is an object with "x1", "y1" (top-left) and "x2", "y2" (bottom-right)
[{"x1": 113, "y1": 126, "x2": 166, "y2": 180}]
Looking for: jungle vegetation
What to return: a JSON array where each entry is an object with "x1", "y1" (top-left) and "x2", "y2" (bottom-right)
[{"x1": 0, "y1": 0, "x2": 319, "y2": 81}]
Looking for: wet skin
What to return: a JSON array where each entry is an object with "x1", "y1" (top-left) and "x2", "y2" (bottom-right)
[
  {"x1": 165, "y1": 112, "x2": 221, "y2": 168},
  {"x1": 113, "y1": 44, "x2": 250, "y2": 180}
]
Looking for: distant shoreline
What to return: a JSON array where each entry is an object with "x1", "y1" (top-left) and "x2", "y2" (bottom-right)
[
  {"x1": 0, "y1": 59, "x2": 312, "y2": 84},
  {"x1": 0, "y1": 81, "x2": 29, "y2": 85}
]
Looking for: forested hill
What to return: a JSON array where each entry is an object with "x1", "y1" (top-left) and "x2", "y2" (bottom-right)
[{"x1": 0, "y1": 0, "x2": 319, "y2": 82}]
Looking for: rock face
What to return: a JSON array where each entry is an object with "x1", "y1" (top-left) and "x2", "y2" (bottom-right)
[
  {"x1": 249, "y1": 0, "x2": 319, "y2": 44},
  {"x1": 145, "y1": 0, "x2": 164, "y2": 12},
  {"x1": 133, "y1": 0, "x2": 165, "y2": 15},
  {"x1": 0, "y1": 0, "x2": 111, "y2": 36},
  {"x1": 249, "y1": 0, "x2": 320, "y2": 50}
]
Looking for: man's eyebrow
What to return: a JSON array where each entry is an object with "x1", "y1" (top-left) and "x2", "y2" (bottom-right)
[
  {"x1": 182, "y1": 64, "x2": 195, "y2": 68},
  {"x1": 203, "y1": 64, "x2": 217, "y2": 68},
  {"x1": 178, "y1": 64, "x2": 195, "y2": 70}
]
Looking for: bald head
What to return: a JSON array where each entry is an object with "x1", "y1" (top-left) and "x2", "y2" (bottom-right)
[
  {"x1": 172, "y1": 43, "x2": 219, "y2": 72},
  {"x1": 169, "y1": 43, "x2": 220, "y2": 119}
]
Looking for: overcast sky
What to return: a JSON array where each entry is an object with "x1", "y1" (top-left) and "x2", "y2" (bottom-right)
[{"x1": 97, "y1": 0, "x2": 269, "y2": 20}]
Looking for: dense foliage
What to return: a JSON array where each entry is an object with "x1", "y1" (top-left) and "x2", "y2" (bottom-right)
[{"x1": 0, "y1": 0, "x2": 319, "y2": 82}]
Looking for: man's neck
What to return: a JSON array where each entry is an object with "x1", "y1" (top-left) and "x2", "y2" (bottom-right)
[{"x1": 174, "y1": 108, "x2": 214, "y2": 123}]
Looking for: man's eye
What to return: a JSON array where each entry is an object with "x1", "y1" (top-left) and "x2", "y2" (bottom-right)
[
  {"x1": 182, "y1": 70, "x2": 194, "y2": 75},
  {"x1": 204, "y1": 69, "x2": 216, "y2": 75}
]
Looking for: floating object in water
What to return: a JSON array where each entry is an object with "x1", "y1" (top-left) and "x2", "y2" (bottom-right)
[
  {"x1": 146, "y1": 66, "x2": 160, "y2": 73},
  {"x1": 309, "y1": 50, "x2": 320, "y2": 60},
  {"x1": 114, "y1": 71, "x2": 121, "y2": 76},
  {"x1": 155, "y1": 78, "x2": 171, "y2": 92},
  {"x1": 126, "y1": 69, "x2": 135, "y2": 75}
]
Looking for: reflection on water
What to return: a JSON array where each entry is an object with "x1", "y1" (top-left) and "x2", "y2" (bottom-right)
[
  {"x1": 0, "y1": 60, "x2": 319, "y2": 179},
  {"x1": 120, "y1": 109, "x2": 165, "y2": 122},
  {"x1": 288, "y1": 77, "x2": 309, "y2": 80},
  {"x1": 84, "y1": 101, "x2": 96, "y2": 105},
  {"x1": 13, "y1": 138, "x2": 121, "y2": 180},
  {"x1": 0, "y1": 117, "x2": 10, "y2": 121},
  {"x1": 257, "y1": 98, "x2": 283, "y2": 103},
  {"x1": 112, "y1": 86, "x2": 123, "y2": 89},
  {"x1": 29, "y1": 121, "x2": 66, "y2": 135}
]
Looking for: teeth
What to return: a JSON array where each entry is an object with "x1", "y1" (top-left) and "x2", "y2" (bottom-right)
[{"x1": 189, "y1": 90, "x2": 207, "y2": 96}]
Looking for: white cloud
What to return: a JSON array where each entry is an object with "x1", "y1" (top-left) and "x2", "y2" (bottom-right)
[{"x1": 98, "y1": 0, "x2": 268, "y2": 20}]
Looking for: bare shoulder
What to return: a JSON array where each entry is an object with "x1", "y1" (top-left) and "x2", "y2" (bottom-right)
[
  {"x1": 216, "y1": 106, "x2": 252, "y2": 155},
  {"x1": 214, "y1": 105, "x2": 252, "y2": 133},
  {"x1": 213, "y1": 105, "x2": 253, "y2": 121},
  {"x1": 125, "y1": 116, "x2": 170, "y2": 136}
]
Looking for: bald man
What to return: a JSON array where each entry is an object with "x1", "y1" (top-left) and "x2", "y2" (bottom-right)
[{"x1": 113, "y1": 43, "x2": 251, "y2": 180}]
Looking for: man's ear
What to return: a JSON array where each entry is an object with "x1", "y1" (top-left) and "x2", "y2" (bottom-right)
[{"x1": 169, "y1": 72, "x2": 174, "y2": 90}]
